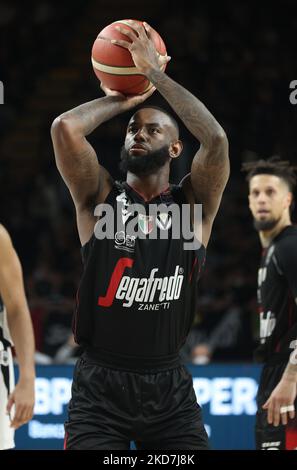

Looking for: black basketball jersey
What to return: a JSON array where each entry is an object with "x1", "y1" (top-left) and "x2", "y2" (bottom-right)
[
  {"x1": 73, "y1": 181, "x2": 206, "y2": 368},
  {"x1": 255, "y1": 225, "x2": 297, "y2": 363}
]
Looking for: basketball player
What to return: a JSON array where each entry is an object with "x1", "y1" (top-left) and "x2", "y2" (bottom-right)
[
  {"x1": 243, "y1": 157, "x2": 297, "y2": 450},
  {"x1": 51, "y1": 20, "x2": 229, "y2": 449},
  {"x1": 0, "y1": 225, "x2": 35, "y2": 450}
]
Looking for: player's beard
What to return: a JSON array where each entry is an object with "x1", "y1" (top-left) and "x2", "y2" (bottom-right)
[
  {"x1": 119, "y1": 145, "x2": 170, "y2": 176},
  {"x1": 253, "y1": 217, "x2": 280, "y2": 232}
]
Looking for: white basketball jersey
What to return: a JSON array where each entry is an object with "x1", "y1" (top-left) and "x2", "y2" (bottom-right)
[
  {"x1": 0, "y1": 298, "x2": 13, "y2": 347},
  {"x1": 0, "y1": 298, "x2": 15, "y2": 449}
]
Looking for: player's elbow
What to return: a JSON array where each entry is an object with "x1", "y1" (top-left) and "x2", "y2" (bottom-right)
[
  {"x1": 211, "y1": 127, "x2": 228, "y2": 148},
  {"x1": 210, "y1": 128, "x2": 229, "y2": 167},
  {"x1": 7, "y1": 302, "x2": 29, "y2": 322},
  {"x1": 50, "y1": 115, "x2": 78, "y2": 140}
]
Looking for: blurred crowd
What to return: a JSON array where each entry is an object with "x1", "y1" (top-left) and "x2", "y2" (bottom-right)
[{"x1": 0, "y1": 0, "x2": 296, "y2": 364}]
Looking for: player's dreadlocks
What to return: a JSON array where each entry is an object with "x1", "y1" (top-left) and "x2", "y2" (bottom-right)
[{"x1": 241, "y1": 156, "x2": 297, "y2": 192}]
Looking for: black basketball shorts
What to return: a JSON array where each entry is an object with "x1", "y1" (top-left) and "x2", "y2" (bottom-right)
[{"x1": 64, "y1": 354, "x2": 209, "y2": 450}]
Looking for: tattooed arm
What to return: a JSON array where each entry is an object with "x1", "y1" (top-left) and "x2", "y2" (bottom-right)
[
  {"x1": 148, "y1": 69, "x2": 229, "y2": 246},
  {"x1": 112, "y1": 20, "x2": 229, "y2": 247},
  {"x1": 51, "y1": 87, "x2": 155, "y2": 245}
]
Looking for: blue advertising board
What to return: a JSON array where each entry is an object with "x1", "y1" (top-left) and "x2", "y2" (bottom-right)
[{"x1": 14, "y1": 363, "x2": 262, "y2": 450}]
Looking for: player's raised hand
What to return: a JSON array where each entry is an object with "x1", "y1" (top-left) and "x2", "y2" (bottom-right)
[{"x1": 111, "y1": 20, "x2": 170, "y2": 76}]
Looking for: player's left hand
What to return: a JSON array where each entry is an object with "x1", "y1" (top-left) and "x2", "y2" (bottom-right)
[
  {"x1": 111, "y1": 20, "x2": 170, "y2": 76},
  {"x1": 6, "y1": 378, "x2": 35, "y2": 429},
  {"x1": 262, "y1": 377, "x2": 297, "y2": 427},
  {"x1": 100, "y1": 81, "x2": 156, "y2": 108}
]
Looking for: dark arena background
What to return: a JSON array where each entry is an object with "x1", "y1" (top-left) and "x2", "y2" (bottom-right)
[{"x1": 0, "y1": 0, "x2": 297, "y2": 455}]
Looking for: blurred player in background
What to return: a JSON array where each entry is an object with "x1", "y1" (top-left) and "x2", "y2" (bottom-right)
[
  {"x1": 51, "y1": 20, "x2": 229, "y2": 449},
  {"x1": 243, "y1": 157, "x2": 297, "y2": 450},
  {"x1": 0, "y1": 225, "x2": 35, "y2": 450}
]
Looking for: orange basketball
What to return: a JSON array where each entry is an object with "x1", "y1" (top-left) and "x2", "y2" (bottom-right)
[{"x1": 91, "y1": 19, "x2": 167, "y2": 95}]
